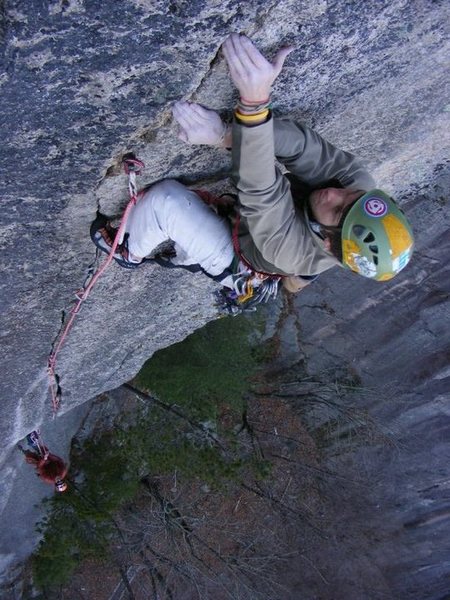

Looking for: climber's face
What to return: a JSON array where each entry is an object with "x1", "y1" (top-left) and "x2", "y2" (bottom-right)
[{"x1": 309, "y1": 188, "x2": 364, "y2": 226}]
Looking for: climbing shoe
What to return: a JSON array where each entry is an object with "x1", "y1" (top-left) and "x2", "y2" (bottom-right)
[{"x1": 90, "y1": 213, "x2": 144, "y2": 269}]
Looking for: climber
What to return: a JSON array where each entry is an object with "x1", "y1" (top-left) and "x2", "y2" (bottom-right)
[
  {"x1": 91, "y1": 34, "x2": 414, "y2": 307},
  {"x1": 19, "y1": 431, "x2": 68, "y2": 493},
  {"x1": 172, "y1": 34, "x2": 415, "y2": 290}
]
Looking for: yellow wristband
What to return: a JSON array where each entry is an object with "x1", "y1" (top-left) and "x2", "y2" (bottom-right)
[{"x1": 235, "y1": 109, "x2": 269, "y2": 122}]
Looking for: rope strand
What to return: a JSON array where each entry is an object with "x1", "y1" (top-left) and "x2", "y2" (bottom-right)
[{"x1": 47, "y1": 157, "x2": 144, "y2": 413}]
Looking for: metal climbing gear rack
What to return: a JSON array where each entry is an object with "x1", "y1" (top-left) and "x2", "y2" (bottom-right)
[{"x1": 214, "y1": 212, "x2": 281, "y2": 316}]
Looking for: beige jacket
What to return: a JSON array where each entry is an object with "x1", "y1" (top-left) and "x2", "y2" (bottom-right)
[{"x1": 232, "y1": 116, "x2": 376, "y2": 277}]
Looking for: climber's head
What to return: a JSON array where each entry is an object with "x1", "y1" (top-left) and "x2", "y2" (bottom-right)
[
  {"x1": 309, "y1": 187, "x2": 363, "y2": 227},
  {"x1": 309, "y1": 188, "x2": 414, "y2": 281},
  {"x1": 55, "y1": 478, "x2": 68, "y2": 493}
]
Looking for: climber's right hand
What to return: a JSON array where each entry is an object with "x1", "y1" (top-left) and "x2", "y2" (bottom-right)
[
  {"x1": 172, "y1": 101, "x2": 229, "y2": 146},
  {"x1": 222, "y1": 34, "x2": 293, "y2": 103}
]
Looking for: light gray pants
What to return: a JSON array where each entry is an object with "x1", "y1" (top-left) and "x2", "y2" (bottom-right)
[{"x1": 125, "y1": 180, "x2": 234, "y2": 276}]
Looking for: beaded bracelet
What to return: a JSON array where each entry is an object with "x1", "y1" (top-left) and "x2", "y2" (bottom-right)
[
  {"x1": 237, "y1": 99, "x2": 272, "y2": 116},
  {"x1": 240, "y1": 97, "x2": 270, "y2": 105}
]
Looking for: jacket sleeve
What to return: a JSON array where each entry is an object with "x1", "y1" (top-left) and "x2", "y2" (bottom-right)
[
  {"x1": 273, "y1": 118, "x2": 376, "y2": 191},
  {"x1": 232, "y1": 115, "x2": 326, "y2": 275}
]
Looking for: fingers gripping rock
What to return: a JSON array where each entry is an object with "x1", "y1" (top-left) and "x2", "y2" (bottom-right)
[
  {"x1": 172, "y1": 101, "x2": 228, "y2": 146},
  {"x1": 222, "y1": 33, "x2": 293, "y2": 103}
]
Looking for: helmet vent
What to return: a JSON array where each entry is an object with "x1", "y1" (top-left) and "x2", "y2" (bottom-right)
[
  {"x1": 373, "y1": 256, "x2": 378, "y2": 265},
  {"x1": 352, "y1": 225, "x2": 366, "y2": 238},
  {"x1": 363, "y1": 232, "x2": 375, "y2": 243},
  {"x1": 369, "y1": 244, "x2": 379, "y2": 254}
]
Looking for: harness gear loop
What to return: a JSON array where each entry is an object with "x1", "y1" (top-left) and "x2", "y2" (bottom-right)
[{"x1": 46, "y1": 157, "x2": 145, "y2": 413}]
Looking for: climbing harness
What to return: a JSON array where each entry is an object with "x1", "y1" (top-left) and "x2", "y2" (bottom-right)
[{"x1": 47, "y1": 156, "x2": 145, "y2": 414}]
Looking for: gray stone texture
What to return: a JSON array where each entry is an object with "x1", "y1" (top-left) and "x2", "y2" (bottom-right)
[
  {"x1": 0, "y1": 0, "x2": 449, "y2": 595},
  {"x1": 276, "y1": 163, "x2": 450, "y2": 599}
]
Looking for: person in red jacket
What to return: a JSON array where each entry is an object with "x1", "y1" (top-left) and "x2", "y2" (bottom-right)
[{"x1": 19, "y1": 431, "x2": 68, "y2": 493}]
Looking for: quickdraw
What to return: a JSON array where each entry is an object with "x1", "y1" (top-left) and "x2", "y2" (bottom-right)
[
  {"x1": 215, "y1": 275, "x2": 280, "y2": 316},
  {"x1": 47, "y1": 156, "x2": 145, "y2": 413}
]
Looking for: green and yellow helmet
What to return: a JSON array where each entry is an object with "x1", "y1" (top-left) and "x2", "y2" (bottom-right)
[{"x1": 341, "y1": 189, "x2": 414, "y2": 281}]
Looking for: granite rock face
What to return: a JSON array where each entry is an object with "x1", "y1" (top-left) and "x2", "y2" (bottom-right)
[
  {"x1": 0, "y1": 0, "x2": 449, "y2": 592},
  {"x1": 277, "y1": 163, "x2": 450, "y2": 599}
]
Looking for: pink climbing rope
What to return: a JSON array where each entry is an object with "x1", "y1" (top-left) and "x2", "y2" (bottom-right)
[{"x1": 47, "y1": 157, "x2": 145, "y2": 413}]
